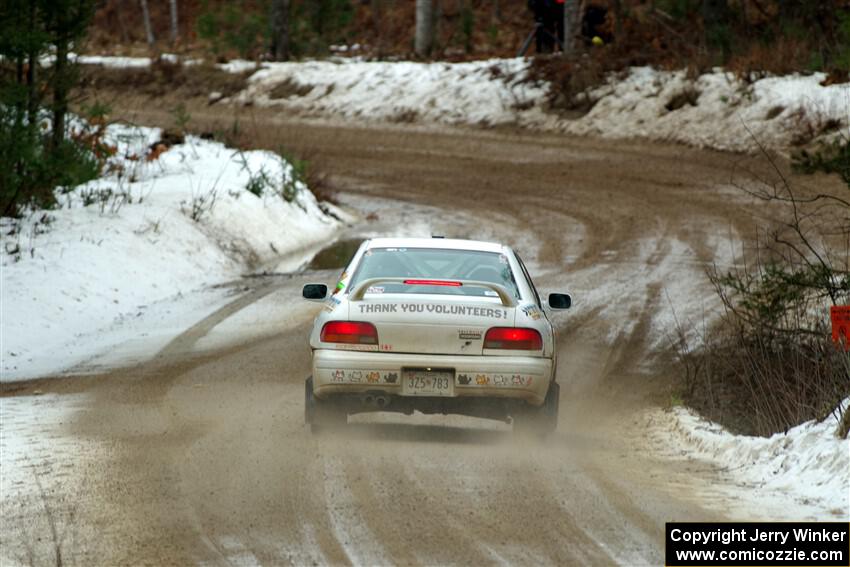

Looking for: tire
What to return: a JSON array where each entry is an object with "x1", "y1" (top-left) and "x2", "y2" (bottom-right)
[
  {"x1": 305, "y1": 376, "x2": 347, "y2": 434},
  {"x1": 513, "y1": 381, "x2": 559, "y2": 438}
]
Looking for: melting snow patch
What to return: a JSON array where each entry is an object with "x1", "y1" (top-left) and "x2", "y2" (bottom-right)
[
  {"x1": 70, "y1": 55, "x2": 848, "y2": 152},
  {"x1": 560, "y1": 67, "x2": 850, "y2": 152},
  {"x1": 1, "y1": 124, "x2": 342, "y2": 381},
  {"x1": 647, "y1": 399, "x2": 850, "y2": 520},
  {"x1": 237, "y1": 58, "x2": 548, "y2": 128},
  {"x1": 236, "y1": 59, "x2": 848, "y2": 152}
]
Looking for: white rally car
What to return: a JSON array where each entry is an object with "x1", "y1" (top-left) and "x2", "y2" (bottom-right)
[{"x1": 302, "y1": 237, "x2": 571, "y2": 434}]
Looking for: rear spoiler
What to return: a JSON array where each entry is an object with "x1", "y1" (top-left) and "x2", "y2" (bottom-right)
[{"x1": 348, "y1": 277, "x2": 517, "y2": 307}]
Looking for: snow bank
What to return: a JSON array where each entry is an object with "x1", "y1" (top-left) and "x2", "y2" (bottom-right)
[
  {"x1": 236, "y1": 58, "x2": 547, "y2": 127},
  {"x1": 1, "y1": 124, "x2": 341, "y2": 381},
  {"x1": 562, "y1": 67, "x2": 850, "y2": 153},
  {"x1": 236, "y1": 60, "x2": 847, "y2": 152},
  {"x1": 647, "y1": 399, "x2": 850, "y2": 520},
  {"x1": 72, "y1": 55, "x2": 848, "y2": 152}
]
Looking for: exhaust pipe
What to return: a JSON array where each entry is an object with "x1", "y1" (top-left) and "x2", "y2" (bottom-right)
[
  {"x1": 375, "y1": 396, "x2": 389, "y2": 408},
  {"x1": 364, "y1": 395, "x2": 374, "y2": 405}
]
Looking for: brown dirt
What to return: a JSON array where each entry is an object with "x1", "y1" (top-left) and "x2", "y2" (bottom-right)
[{"x1": 77, "y1": 62, "x2": 252, "y2": 108}]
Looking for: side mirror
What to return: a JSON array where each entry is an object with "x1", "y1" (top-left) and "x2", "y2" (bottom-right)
[
  {"x1": 302, "y1": 283, "x2": 328, "y2": 301},
  {"x1": 548, "y1": 292, "x2": 571, "y2": 310}
]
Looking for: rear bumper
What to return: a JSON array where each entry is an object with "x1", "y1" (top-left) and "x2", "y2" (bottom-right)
[{"x1": 311, "y1": 349, "x2": 553, "y2": 406}]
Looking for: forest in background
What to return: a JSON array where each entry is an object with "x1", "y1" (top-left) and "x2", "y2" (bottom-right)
[{"x1": 89, "y1": 1, "x2": 850, "y2": 78}]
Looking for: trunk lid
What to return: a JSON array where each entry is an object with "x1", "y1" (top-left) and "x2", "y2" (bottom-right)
[{"x1": 350, "y1": 294, "x2": 517, "y2": 355}]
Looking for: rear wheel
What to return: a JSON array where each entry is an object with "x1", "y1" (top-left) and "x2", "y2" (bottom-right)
[
  {"x1": 513, "y1": 381, "x2": 559, "y2": 438},
  {"x1": 305, "y1": 376, "x2": 347, "y2": 434}
]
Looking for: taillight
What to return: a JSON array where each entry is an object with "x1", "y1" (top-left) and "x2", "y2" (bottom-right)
[
  {"x1": 484, "y1": 327, "x2": 543, "y2": 350},
  {"x1": 320, "y1": 321, "x2": 378, "y2": 345}
]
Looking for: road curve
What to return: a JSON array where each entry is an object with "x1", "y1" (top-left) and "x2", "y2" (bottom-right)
[{"x1": 2, "y1": 113, "x2": 827, "y2": 566}]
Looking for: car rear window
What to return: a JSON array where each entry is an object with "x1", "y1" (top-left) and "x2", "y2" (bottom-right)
[{"x1": 349, "y1": 247, "x2": 519, "y2": 298}]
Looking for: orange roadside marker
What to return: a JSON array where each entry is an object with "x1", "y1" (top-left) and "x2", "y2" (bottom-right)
[{"x1": 831, "y1": 305, "x2": 850, "y2": 351}]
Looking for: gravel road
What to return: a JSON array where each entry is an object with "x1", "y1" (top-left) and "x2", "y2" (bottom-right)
[{"x1": 2, "y1": 112, "x2": 830, "y2": 566}]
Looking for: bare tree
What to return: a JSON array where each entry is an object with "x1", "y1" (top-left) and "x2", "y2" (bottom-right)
[
  {"x1": 415, "y1": 0, "x2": 434, "y2": 57},
  {"x1": 563, "y1": 0, "x2": 578, "y2": 54},
  {"x1": 270, "y1": 0, "x2": 290, "y2": 60},
  {"x1": 168, "y1": 0, "x2": 178, "y2": 45},
  {"x1": 371, "y1": 0, "x2": 383, "y2": 53},
  {"x1": 139, "y1": 0, "x2": 154, "y2": 47}
]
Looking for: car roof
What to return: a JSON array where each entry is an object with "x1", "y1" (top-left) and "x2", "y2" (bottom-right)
[{"x1": 364, "y1": 237, "x2": 509, "y2": 254}]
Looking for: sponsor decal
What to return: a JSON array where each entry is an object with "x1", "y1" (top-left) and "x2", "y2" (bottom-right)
[
  {"x1": 333, "y1": 272, "x2": 348, "y2": 295},
  {"x1": 494, "y1": 374, "x2": 509, "y2": 385},
  {"x1": 458, "y1": 329, "x2": 482, "y2": 340},
  {"x1": 323, "y1": 296, "x2": 342, "y2": 312},
  {"x1": 366, "y1": 286, "x2": 385, "y2": 294},
  {"x1": 333, "y1": 344, "x2": 379, "y2": 352},
  {"x1": 380, "y1": 344, "x2": 393, "y2": 351},
  {"x1": 456, "y1": 373, "x2": 533, "y2": 387},
  {"x1": 512, "y1": 374, "x2": 532, "y2": 386},
  {"x1": 331, "y1": 369, "x2": 396, "y2": 384},
  {"x1": 499, "y1": 254, "x2": 509, "y2": 265},
  {"x1": 357, "y1": 303, "x2": 507, "y2": 319},
  {"x1": 521, "y1": 304, "x2": 542, "y2": 320}
]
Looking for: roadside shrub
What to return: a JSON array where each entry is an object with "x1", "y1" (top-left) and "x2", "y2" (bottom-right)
[
  {"x1": 677, "y1": 136, "x2": 850, "y2": 437},
  {"x1": 281, "y1": 157, "x2": 304, "y2": 203},
  {"x1": 0, "y1": 110, "x2": 103, "y2": 216},
  {"x1": 794, "y1": 133, "x2": 850, "y2": 186},
  {"x1": 245, "y1": 166, "x2": 275, "y2": 197},
  {"x1": 78, "y1": 60, "x2": 251, "y2": 101},
  {"x1": 678, "y1": 310, "x2": 847, "y2": 437},
  {"x1": 182, "y1": 187, "x2": 218, "y2": 221}
]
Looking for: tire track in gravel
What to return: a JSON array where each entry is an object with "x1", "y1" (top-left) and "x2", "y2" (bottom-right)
[{"x1": 5, "y1": 107, "x2": 821, "y2": 565}]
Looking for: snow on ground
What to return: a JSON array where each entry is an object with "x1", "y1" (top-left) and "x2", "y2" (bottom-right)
[
  {"x1": 560, "y1": 67, "x2": 850, "y2": 153},
  {"x1": 235, "y1": 58, "x2": 546, "y2": 127},
  {"x1": 646, "y1": 399, "x2": 850, "y2": 520},
  {"x1": 1, "y1": 123, "x2": 343, "y2": 381},
  {"x1": 75, "y1": 55, "x2": 848, "y2": 152},
  {"x1": 235, "y1": 59, "x2": 848, "y2": 152},
  {"x1": 0, "y1": 392, "x2": 104, "y2": 566}
]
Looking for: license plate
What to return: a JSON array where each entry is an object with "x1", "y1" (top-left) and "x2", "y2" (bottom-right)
[{"x1": 401, "y1": 368, "x2": 454, "y2": 397}]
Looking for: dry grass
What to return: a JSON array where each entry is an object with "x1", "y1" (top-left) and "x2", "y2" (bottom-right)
[
  {"x1": 77, "y1": 58, "x2": 251, "y2": 103},
  {"x1": 677, "y1": 312, "x2": 849, "y2": 437},
  {"x1": 674, "y1": 133, "x2": 850, "y2": 437}
]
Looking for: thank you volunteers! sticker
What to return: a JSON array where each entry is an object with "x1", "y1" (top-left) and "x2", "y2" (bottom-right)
[
  {"x1": 665, "y1": 522, "x2": 849, "y2": 566},
  {"x1": 357, "y1": 302, "x2": 508, "y2": 319}
]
